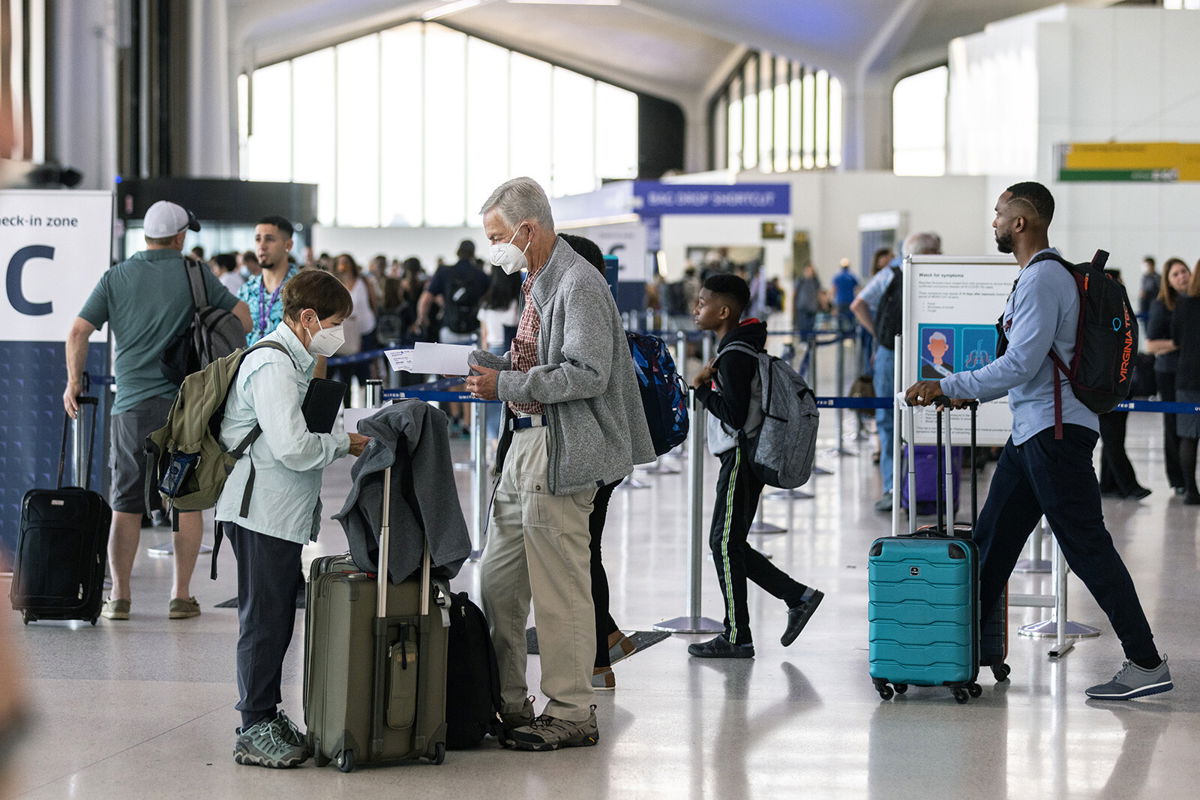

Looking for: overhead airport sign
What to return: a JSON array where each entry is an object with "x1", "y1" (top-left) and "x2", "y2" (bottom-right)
[
  {"x1": 1057, "y1": 142, "x2": 1200, "y2": 183},
  {"x1": 632, "y1": 181, "x2": 790, "y2": 216}
]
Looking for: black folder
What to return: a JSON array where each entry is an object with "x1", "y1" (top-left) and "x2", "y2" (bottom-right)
[{"x1": 301, "y1": 378, "x2": 346, "y2": 433}]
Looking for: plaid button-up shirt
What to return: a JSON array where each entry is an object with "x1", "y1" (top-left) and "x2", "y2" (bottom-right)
[{"x1": 508, "y1": 271, "x2": 544, "y2": 415}]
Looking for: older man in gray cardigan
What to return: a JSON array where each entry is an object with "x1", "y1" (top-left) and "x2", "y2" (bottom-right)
[{"x1": 466, "y1": 177, "x2": 654, "y2": 752}]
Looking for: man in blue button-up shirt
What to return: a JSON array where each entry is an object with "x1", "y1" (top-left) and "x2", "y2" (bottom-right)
[{"x1": 905, "y1": 182, "x2": 1172, "y2": 701}]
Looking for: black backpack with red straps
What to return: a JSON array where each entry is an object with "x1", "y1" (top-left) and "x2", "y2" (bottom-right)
[{"x1": 1034, "y1": 250, "x2": 1138, "y2": 435}]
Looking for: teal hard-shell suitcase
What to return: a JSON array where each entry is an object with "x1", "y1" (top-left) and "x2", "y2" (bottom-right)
[
  {"x1": 868, "y1": 401, "x2": 984, "y2": 703},
  {"x1": 868, "y1": 535, "x2": 980, "y2": 702}
]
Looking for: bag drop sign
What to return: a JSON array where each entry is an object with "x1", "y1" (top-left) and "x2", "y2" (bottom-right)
[{"x1": 0, "y1": 190, "x2": 112, "y2": 343}]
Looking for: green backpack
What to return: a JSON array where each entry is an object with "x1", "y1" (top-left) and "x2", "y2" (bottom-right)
[{"x1": 144, "y1": 340, "x2": 293, "y2": 517}]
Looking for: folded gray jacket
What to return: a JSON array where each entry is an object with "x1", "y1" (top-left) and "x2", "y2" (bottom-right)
[{"x1": 333, "y1": 401, "x2": 471, "y2": 583}]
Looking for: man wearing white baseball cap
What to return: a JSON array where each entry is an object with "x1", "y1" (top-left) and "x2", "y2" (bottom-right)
[{"x1": 63, "y1": 200, "x2": 251, "y2": 621}]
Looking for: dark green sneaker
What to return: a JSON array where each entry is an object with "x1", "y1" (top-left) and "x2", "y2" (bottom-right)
[
  {"x1": 271, "y1": 710, "x2": 305, "y2": 749},
  {"x1": 233, "y1": 718, "x2": 308, "y2": 768},
  {"x1": 508, "y1": 707, "x2": 599, "y2": 752}
]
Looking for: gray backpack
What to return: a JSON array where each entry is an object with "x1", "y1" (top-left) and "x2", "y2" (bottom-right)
[{"x1": 722, "y1": 342, "x2": 819, "y2": 489}]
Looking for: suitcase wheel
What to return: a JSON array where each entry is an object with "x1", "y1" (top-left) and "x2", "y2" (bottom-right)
[
  {"x1": 90, "y1": 617, "x2": 98, "y2": 626},
  {"x1": 336, "y1": 749, "x2": 354, "y2": 773},
  {"x1": 22, "y1": 610, "x2": 33, "y2": 625},
  {"x1": 992, "y1": 663, "x2": 1011, "y2": 682},
  {"x1": 429, "y1": 742, "x2": 445, "y2": 765},
  {"x1": 968, "y1": 683, "x2": 982, "y2": 698},
  {"x1": 952, "y1": 688, "x2": 969, "y2": 704},
  {"x1": 873, "y1": 679, "x2": 894, "y2": 701},
  {"x1": 893, "y1": 684, "x2": 907, "y2": 695}
]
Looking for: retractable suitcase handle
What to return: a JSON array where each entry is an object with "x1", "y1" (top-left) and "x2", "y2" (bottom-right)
[{"x1": 59, "y1": 396, "x2": 99, "y2": 491}]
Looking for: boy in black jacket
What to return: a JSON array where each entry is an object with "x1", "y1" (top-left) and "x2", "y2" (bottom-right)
[{"x1": 688, "y1": 274, "x2": 823, "y2": 658}]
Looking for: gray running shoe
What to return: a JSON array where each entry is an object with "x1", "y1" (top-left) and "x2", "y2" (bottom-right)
[
  {"x1": 233, "y1": 718, "x2": 308, "y2": 768},
  {"x1": 508, "y1": 707, "x2": 599, "y2": 752},
  {"x1": 1085, "y1": 656, "x2": 1173, "y2": 701}
]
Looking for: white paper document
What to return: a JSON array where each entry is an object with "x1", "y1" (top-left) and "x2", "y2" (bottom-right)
[
  {"x1": 343, "y1": 406, "x2": 382, "y2": 434},
  {"x1": 384, "y1": 342, "x2": 474, "y2": 375}
]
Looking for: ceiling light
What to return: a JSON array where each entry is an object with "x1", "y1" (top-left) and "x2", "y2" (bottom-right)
[{"x1": 508, "y1": 1, "x2": 621, "y2": 5}]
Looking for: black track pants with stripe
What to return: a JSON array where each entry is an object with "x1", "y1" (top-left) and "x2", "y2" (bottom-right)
[{"x1": 709, "y1": 442, "x2": 808, "y2": 645}]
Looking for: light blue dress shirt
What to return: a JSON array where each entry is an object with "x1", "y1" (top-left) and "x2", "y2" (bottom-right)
[
  {"x1": 939, "y1": 248, "x2": 1098, "y2": 445},
  {"x1": 215, "y1": 323, "x2": 351, "y2": 543},
  {"x1": 858, "y1": 265, "x2": 897, "y2": 318}
]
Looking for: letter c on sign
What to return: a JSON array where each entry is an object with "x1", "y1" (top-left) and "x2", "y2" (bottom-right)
[{"x1": 7, "y1": 244, "x2": 55, "y2": 316}]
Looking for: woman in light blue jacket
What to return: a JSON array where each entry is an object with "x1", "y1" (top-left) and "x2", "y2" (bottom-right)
[{"x1": 215, "y1": 269, "x2": 369, "y2": 769}]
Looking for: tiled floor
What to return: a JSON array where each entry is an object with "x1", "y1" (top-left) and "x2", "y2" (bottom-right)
[{"x1": 3, "y1": 401, "x2": 1197, "y2": 799}]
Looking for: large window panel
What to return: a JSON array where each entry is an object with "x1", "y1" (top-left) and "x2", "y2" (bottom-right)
[
  {"x1": 742, "y1": 59, "x2": 758, "y2": 170},
  {"x1": 552, "y1": 68, "x2": 596, "y2": 197},
  {"x1": 727, "y1": 75, "x2": 743, "y2": 171},
  {"x1": 802, "y1": 70, "x2": 815, "y2": 169},
  {"x1": 292, "y1": 49, "x2": 336, "y2": 225},
  {"x1": 466, "y1": 38, "x2": 510, "y2": 220},
  {"x1": 595, "y1": 81, "x2": 637, "y2": 181},
  {"x1": 423, "y1": 27, "x2": 467, "y2": 226},
  {"x1": 773, "y1": 58, "x2": 790, "y2": 173},
  {"x1": 248, "y1": 61, "x2": 292, "y2": 182},
  {"x1": 815, "y1": 70, "x2": 829, "y2": 169},
  {"x1": 892, "y1": 66, "x2": 947, "y2": 176},
  {"x1": 241, "y1": 22, "x2": 638, "y2": 227},
  {"x1": 508, "y1": 54, "x2": 553, "y2": 190},
  {"x1": 829, "y1": 76, "x2": 844, "y2": 168},
  {"x1": 789, "y1": 66, "x2": 801, "y2": 171},
  {"x1": 381, "y1": 24, "x2": 424, "y2": 226},
  {"x1": 335, "y1": 36, "x2": 381, "y2": 226}
]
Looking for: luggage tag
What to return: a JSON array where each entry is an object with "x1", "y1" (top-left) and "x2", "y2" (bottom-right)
[{"x1": 158, "y1": 452, "x2": 199, "y2": 498}]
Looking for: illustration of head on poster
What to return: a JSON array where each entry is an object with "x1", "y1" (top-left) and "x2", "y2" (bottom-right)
[{"x1": 919, "y1": 325, "x2": 955, "y2": 379}]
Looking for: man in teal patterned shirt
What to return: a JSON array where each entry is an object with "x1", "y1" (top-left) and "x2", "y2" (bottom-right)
[{"x1": 240, "y1": 216, "x2": 300, "y2": 346}]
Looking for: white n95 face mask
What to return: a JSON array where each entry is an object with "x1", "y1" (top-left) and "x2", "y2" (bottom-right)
[
  {"x1": 490, "y1": 227, "x2": 530, "y2": 275},
  {"x1": 307, "y1": 318, "x2": 346, "y2": 357}
]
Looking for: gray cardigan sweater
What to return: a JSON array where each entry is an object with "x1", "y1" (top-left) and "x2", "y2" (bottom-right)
[
  {"x1": 470, "y1": 237, "x2": 655, "y2": 495},
  {"x1": 333, "y1": 401, "x2": 471, "y2": 583}
]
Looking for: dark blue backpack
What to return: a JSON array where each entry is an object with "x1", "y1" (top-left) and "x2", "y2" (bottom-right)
[{"x1": 626, "y1": 331, "x2": 688, "y2": 455}]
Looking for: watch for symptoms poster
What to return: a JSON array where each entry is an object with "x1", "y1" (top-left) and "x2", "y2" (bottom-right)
[{"x1": 902, "y1": 255, "x2": 1021, "y2": 447}]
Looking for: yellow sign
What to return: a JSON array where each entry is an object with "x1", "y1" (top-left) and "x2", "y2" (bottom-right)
[{"x1": 1058, "y1": 142, "x2": 1200, "y2": 182}]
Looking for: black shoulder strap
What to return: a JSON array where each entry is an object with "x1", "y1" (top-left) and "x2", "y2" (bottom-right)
[{"x1": 182, "y1": 256, "x2": 208, "y2": 309}]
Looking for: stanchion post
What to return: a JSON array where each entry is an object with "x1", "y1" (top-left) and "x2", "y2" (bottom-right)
[
  {"x1": 470, "y1": 399, "x2": 488, "y2": 560},
  {"x1": 653, "y1": 387, "x2": 722, "y2": 634},
  {"x1": 675, "y1": 330, "x2": 688, "y2": 383},
  {"x1": 364, "y1": 378, "x2": 382, "y2": 409},
  {"x1": 835, "y1": 329, "x2": 846, "y2": 450}
]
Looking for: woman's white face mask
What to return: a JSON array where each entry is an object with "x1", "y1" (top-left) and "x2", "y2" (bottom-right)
[
  {"x1": 306, "y1": 315, "x2": 345, "y2": 357},
  {"x1": 489, "y1": 226, "x2": 530, "y2": 275}
]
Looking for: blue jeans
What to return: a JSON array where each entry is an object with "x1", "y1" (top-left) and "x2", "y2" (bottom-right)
[
  {"x1": 976, "y1": 425, "x2": 1157, "y2": 662},
  {"x1": 872, "y1": 345, "x2": 895, "y2": 494}
]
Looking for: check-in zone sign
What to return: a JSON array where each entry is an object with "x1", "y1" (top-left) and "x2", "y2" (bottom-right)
[{"x1": 0, "y1": 190, "x2": 113, "y2": 342}]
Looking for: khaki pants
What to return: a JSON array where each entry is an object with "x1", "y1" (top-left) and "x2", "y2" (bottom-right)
[{"x1": 481, "y1": 426, "x2": 597, "y2": 722}]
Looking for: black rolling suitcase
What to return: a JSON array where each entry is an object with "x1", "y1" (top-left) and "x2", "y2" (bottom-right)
[{"x1": 10, "y1": 399, "x2": 112, "y2": 625}]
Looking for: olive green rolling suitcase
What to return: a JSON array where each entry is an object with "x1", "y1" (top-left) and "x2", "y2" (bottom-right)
[{"x1": 304, "y1": 465, "x2": 450, "y2": 772}]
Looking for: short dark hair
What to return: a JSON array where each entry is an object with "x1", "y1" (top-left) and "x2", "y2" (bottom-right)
[
  {"x1": 282, "y1": 269, "x2": 352, "y2": 322},
  {"x1": 257, "y1": 215, "x2": 295, "y2": 239},
  {"x1": 213, "y1": 252, "x2": 237, "y2": 273},
  {"x1": 559, "y1": 233, "x2": 605, "y2": 274},
  {"x1": 457, "y1": 239, "x2": 476, "y2": 260},
  {"x1": 242, "y1": 250, "x2": 258, "y2": 265},
  {"x1": 703, "y1": 273, "x2": 750, "y2": 318},
  {"x1": 1005, "y1": 181, "x2": 1055, "y2": 223}
]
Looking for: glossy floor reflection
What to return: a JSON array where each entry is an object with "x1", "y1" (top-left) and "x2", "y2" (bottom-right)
[{"x1": 4, "y1": 410, "x2": 1197, "y2": 800}]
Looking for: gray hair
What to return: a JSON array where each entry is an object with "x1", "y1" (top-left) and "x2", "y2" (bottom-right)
[
  {"x1": 903, "y1": 231, "x2": 942, "y2": 256},
  {"x1": 479, "y1": 177, "x2": 554, "y2": 229}
]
